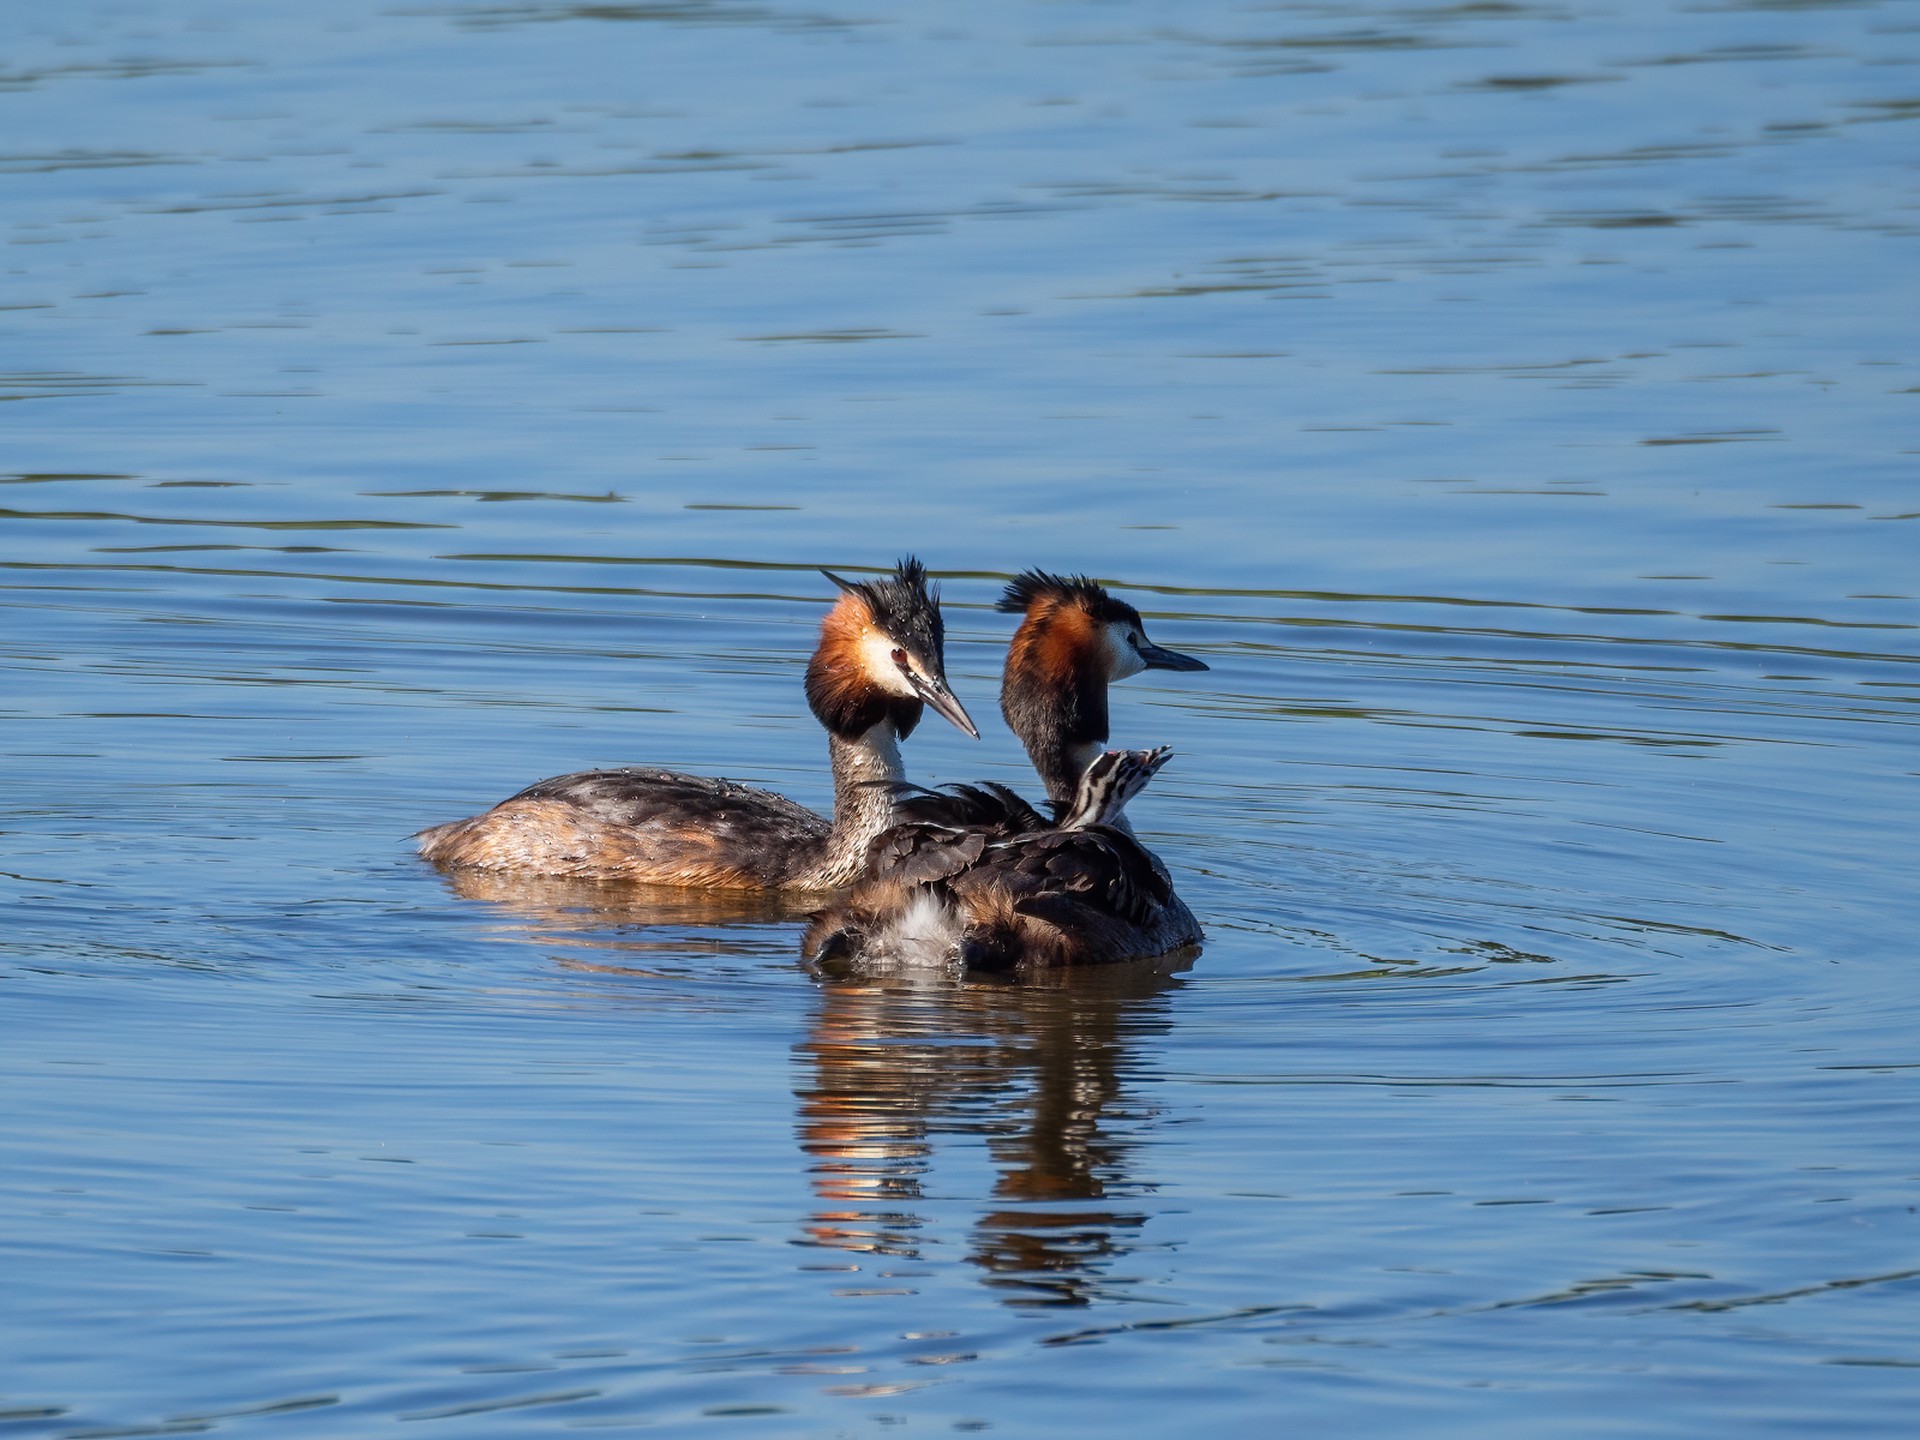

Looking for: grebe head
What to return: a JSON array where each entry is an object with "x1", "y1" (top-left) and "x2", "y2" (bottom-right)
[
  {"x1": 995, "y1": 571, "x2": 1206, "y2": 798},
  {"x1": 806, "y1": 557, "x2": 979, "y2": 742},
  {"x1": 1059, "y1": 745, "x2": 1174, "y2": 830},
  {"x1": 997, "y1": 569, "x2": 1206, "y2": 689}
]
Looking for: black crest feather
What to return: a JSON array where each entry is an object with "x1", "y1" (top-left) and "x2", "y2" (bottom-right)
[
  {"x1": 807, "y1": 557, "x2": 946, "y2": 741},
  {"x1": 995, "y1": 569, "x2": 1138, "y2": 626},
  {"x1": 824, "y1": 556, "x2": 945, "y2": 661}
]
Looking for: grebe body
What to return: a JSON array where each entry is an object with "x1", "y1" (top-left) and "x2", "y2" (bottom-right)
[
  {"x1": 415, "y1": 559, "x2": 977, "y2": 890},
  {"x1": 804, "y1": 748, "x2": 1197, "y2": 970}
]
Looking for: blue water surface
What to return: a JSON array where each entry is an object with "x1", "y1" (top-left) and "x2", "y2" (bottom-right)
[{"x1": 3, "y1": 0, "x2": 1917, "y2": 1434}]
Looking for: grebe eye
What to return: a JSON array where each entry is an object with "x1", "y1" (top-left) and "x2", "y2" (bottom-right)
[{"x1": 890, "y1": 647, "x2": 909, "y2": 667}]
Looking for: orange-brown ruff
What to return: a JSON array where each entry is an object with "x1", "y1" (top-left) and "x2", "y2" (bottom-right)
[
  {"x1": 414, "y1": 559, "x2": 977, "y2": 890},
  {"x1": 801, "y1": 571, "x2": 1212, "y2": 970}
]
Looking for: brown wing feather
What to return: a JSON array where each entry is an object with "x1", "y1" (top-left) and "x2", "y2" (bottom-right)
[
  {"x1": 952, "y1": 826, "x2": 1174, "y2": 929},
  {"x1": 864, "y1": 824, "x2": 989, "y2": 889},
  {"x1": 854, "y1": 779, "x2": 1050, "y2": 889}
]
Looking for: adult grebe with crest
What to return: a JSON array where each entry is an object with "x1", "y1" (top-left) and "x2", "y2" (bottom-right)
[{"x1": 415, "y1": 558, "x2": 977, "y2": 891}]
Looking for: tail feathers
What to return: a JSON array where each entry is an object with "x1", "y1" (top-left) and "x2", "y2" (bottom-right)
[
  {"x1": 802, "y1": 910, "x2": 863, "y2": 964},
  {"x1": 809, "y1": 878, "x2": 1159, "y2": 971},
  {"x1": 945, "y1": 884, "x2": 1017, "y2": 971},
  {"x1": 803, "y1": 881, "x2": 964, "y2": 967},
  {"x1": 953, "y1": 890, "x2": 1078, "y2": 971},
  {"x1": 803, "y1": 883, "x2": 1070, "y2": 971}
]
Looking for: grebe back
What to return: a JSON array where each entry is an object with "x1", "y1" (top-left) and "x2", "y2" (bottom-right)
[{"x1": 802, "y1": 746, "x2": 1195, "y2": 971}]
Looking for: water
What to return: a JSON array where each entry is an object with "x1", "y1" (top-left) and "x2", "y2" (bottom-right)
[{"x1": 3, "y1": 0, "x2": 1917, "y2": 1433}]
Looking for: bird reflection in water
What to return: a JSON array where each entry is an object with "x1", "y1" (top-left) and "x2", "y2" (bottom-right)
[
  {"x1": 431, "y1": 868, "x2": 810, "y2": 970},
  {"x1": 795, "y1": 956, "x2": 1192, "y2": 1307},
  {"x1": 435, "y1": 867, "x2": 1192, "y2": 1306}
]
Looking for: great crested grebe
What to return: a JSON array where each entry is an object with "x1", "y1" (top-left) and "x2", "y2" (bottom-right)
[
  {"x1": 414, "y1": 558, "x2": 978, "y2": 891},
  {"x1": 995, "y1": 570, "x2": 1208, "y2": 831},
  {"x1": 802, "y1": 746, "x2": 1196, "y2": 970},
  {"x1": 801, "y1": 570, "x2": 1210, "y2": 969}
]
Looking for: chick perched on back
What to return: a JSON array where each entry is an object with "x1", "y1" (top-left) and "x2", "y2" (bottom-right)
[{"x1": 803, "y1": 744, "x2": 1198, "y2": 972}]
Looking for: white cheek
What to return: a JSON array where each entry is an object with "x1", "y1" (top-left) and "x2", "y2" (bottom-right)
[
  {"x1": 1106, "y1": 622, "x2": 1147, "y2": 680},
  {"x1": 860, "y1": 630, "x2": 920, "y2": 697}
]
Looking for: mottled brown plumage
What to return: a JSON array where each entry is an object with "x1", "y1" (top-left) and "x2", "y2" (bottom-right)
[
  {"x1": 416, "y1": 771, "x2": 831, "y2": 887},
  {"x1": 415, "y1": 558, "x2": 976, "y2": 890},
  {"x1": 803, "y1": 748, "x2": 1200, "y2": 971}
]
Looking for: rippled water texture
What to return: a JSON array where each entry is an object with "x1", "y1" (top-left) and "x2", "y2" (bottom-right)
[{"x1": 4, "y1": 0, "x2": 1918, "y2": 1434}]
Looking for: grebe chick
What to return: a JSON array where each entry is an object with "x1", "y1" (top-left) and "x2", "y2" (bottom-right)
[
  {"x1": 997, "y1": 570, "x2": 1207, "y2": 832},
  {"x1": 415, "y1": 558, "x2": 977, "y2": 891},
  {"x1": 802, "y1": 747, "x2": 1196, "y2": 971}
]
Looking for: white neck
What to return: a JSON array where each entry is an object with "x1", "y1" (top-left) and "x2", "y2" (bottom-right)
[{"x1": 802, "y1": 722, "x2": 907, "y2": 889}]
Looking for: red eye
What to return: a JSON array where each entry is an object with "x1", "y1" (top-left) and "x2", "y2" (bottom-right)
[{"x1": 891, "y1": 648, "x2": 908, "y2": 667}]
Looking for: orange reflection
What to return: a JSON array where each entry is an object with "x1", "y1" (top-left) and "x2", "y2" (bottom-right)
[
  {"x1": 436, "y1": 867, "x2": 812, "y2": 929},
  {"x1": 795, "y1": 955, "x2": 1192, "y2": 1305}
]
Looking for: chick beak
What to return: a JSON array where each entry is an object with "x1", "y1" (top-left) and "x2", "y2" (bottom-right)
[{"x1": 1137, "y1": 639, "x2": 1209, "y2": 673}]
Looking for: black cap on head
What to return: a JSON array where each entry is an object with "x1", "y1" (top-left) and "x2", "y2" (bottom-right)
[
  {"x1": 823, "y1": 557, "x2": 945, "y2": 665},
  {"x1": 814, "y1": 557, "x2": 978, "y2": 740},
  {"x1": 995, "y1": 569, "x2": 1138, "y2": 627}
]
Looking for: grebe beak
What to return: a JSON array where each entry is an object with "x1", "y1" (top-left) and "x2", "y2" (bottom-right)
[
  {"x1": 1137, "y1": 640, "x2": 1209, "y2": 673},
  {"x1": 910, "y1": 671, "x2": 980, "y2": 739}
]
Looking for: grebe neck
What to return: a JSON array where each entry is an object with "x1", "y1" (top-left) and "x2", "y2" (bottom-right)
[
  {"x1": 797, "y1": 721, "x2": 907, "y2": 889},
  {"x1": 1003, "y1": 661, "x2": 1113, "y2": 826},
  {"x1": 1028, "y1": 736, "x2": 1093, "y2": 813},
  {"x1": 1013, "y1": 698, "x2": 1139, "y2": 838}
]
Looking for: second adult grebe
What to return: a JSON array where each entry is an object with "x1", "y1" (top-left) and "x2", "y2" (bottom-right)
[
  {"x1": 996, "y1": 570, "x2": 1208, "y2": 829},
  {"x1": 414, "y1": 558, "x2": 978, "y2": 890}
]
